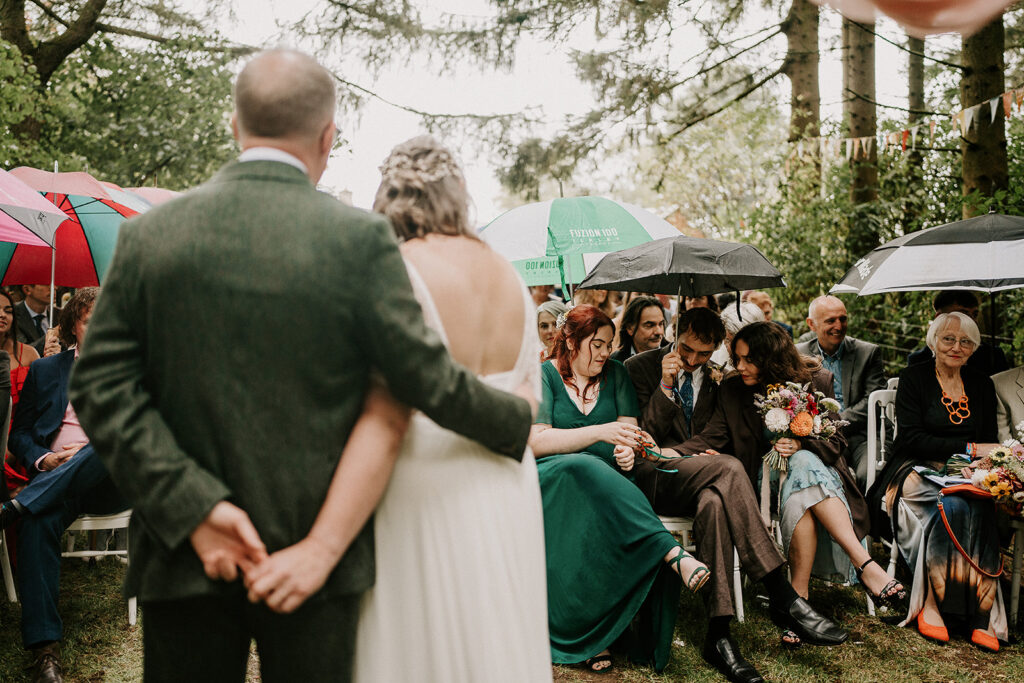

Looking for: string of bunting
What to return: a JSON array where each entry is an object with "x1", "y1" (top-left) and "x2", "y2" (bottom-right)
[{"x1": 787, "y1": 85, "x2": 1024, "y2": 163}]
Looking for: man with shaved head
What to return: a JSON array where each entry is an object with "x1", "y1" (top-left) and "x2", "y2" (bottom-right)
[
  {"x1": 796, "y1": 295, "x2": 886, "y2": 487},
  {"x1": 70, "y1": 49, "x2": 533, "y2": 682}
]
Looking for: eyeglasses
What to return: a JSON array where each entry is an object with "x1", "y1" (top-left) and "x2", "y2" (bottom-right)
[{"x1": 937, "y1": 335, "x2": 976, "y2": 351}]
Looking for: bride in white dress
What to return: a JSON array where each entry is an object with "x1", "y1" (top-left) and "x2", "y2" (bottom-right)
[
  {"x1": 241, "y1": 137, "x2": 549, "y2": 681},
  {"x1": 350, "y1": 136, "x2": 551, "y2": 682}
]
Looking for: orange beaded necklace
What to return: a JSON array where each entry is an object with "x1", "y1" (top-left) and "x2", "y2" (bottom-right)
[{"x1": 936, "y1": 369, "x2": 970, "y2": 424}]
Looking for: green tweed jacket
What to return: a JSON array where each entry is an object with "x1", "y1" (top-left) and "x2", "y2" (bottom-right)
[{"x1": 70, "y1": 160, "x2": 532, "y2": 602}]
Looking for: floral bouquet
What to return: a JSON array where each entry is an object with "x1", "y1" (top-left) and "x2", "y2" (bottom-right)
[
  {"x1": 754, "y1": 382, "x2": 847, "y2": 472},
  {"x1": 966, "y1": 432, "x2": 1024, "y2": 515}
]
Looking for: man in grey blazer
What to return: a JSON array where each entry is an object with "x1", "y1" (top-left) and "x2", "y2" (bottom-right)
[
  {"x1": 993, "y1": 365, "x2": 1024, "y2": 442},
  {"x1": 70, "y1": 50, "x2": 532, "y2": 683},
  {"x1": 796, "y1": 295, "x2": 886, "y2": 487}
]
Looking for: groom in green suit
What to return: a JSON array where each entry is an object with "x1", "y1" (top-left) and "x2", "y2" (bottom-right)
[{"x1": 70, "y1": 49, "x2": 533, "y2": 683}]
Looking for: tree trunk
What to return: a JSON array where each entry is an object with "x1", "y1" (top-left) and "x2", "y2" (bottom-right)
[
  {"x1": 907, "y1": 37, "x2": 925, "y2": 126},
  {"x1": 961, "y1": 16, "x2": 1007, "y2": 218},
  {"x1": 782, "y1": 0, "x2": 820, "y2": 142},
  {"x1": 843, "y1": 18, "x2": 878, "y2": 258}
]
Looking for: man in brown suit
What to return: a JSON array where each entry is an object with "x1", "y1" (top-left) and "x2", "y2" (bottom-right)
[{"x1": 627, "y1": 308, "x2": 843, "y2": 683}]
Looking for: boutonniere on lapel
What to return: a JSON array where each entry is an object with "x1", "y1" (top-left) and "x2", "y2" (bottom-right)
[{"x1": 706, "y1": 360, "x2": 725, "y2": 385}]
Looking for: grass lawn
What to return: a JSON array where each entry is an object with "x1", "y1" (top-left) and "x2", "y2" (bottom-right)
[{"x1": 1, "y1": 557, "x2": 1022, "y2": 682}]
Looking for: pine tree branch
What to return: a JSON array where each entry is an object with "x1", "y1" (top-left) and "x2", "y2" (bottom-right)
[
  {"x1": 848, "y1": 20, "x2": 964, "y2": 70},
  {"x1": 27, "y1": 0, "x2": 256, "y2": 55},
  {"x1": 330, "y1": 73, "x2": 539, "y2": 123},
  {"x1": 664, "y1": 26, "x2": 783, "y2": 91},
  {"x1": 843, "y1": 90, "x2": 941, "y2": 116},
  {"x1": 664, "y1": 66, "x2": 784, "y2": 141}
]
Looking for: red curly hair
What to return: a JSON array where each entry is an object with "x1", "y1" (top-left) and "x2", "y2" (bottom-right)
[{"x1": 549, "y1": 304, "x2": 615, "y2": 399}]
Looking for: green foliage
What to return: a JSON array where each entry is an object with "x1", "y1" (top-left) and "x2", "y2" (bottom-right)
[
  {"x1": 43, "y1": 36, "x2": 237, "y2": 189},
  {"x1": 1, "y1": 2, "x2": 241, "y2": 189}
]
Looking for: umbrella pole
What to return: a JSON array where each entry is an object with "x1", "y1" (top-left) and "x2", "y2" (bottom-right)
[
  {"x1": 48, "y1": 248, "x2": 55, "y2": 327},
  {"x1": 50, "y1": 160, "x2": 57, "y2": 327}
]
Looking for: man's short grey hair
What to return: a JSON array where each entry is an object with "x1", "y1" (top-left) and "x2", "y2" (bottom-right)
[
  {"x1": 807, "y1": 295, "x2": 844, "y2": 320},
  {"x1": 925, "y1": 311, "x2": 981, "y2": 352},
  {"x1": 720, "y1": 301, "x2": 765, "y2": 336},
  {"x1": 234, "y1": 49, "x2": 336, "y2": 140}
]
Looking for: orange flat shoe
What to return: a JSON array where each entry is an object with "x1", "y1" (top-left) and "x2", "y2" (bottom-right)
[
  {"x1": 971, "y1": 629, "x2": 999, "y2": 652},
  {"x1": 916, "y1": 612, "x2": 948, "y2": 643}
]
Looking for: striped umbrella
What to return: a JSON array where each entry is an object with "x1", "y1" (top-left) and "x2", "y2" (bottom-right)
[
  {"x1": 0, "y1": 168, "x2": 65, "y2": 247},
  {"x1": 3, "y1": 168, "x2": 142, "y2": 287},
  {"x1": 479, "y1": 197, "x2": 682, "y2": 289},
  {"x1": 830, "y1": 213, "x2": 1024, "y2": 295}
]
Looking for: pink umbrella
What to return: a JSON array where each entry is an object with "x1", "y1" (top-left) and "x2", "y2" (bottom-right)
[
  {"x1": 813, "y1": 0, "x2": 1015, "y2": 37},
  {"x1": 0, "y1": 169, "x2": 65, "y2": 247},
  {"x1": 126, "y1": 187, "x2": 182, "y2": 206}
]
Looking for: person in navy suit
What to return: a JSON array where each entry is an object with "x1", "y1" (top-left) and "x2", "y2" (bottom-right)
[{"x1": 0, "y1": 288, "x2": 126, "y2": 683}]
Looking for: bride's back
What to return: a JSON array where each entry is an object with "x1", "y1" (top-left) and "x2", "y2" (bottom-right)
[
  {"x1": 374, "y1": 135, "x2": 527, "y2": 378},
  {"x1": 401, "y1": 236, "x2": 524, "y2": 376}
]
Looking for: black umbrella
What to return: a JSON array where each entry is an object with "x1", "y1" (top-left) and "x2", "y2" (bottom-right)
[{"x1": 577, "y1": 235, "x2": 785, "y2": 296}]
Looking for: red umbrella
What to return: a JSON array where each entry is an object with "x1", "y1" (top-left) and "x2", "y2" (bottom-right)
[{"x1": 4, "y1": 168, "x2": 142, "y2": 288}]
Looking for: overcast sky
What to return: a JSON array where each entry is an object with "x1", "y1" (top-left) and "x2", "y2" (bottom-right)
[{"x1": 213, "y1": 2, "x2": 932, "y2": 221}]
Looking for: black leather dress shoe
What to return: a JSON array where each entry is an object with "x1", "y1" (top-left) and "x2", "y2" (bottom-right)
[
  {"x1": 702, "y1": 636, "x2": 764, "y2": 683},
  {"x1": 770, "y1": 597, "x2": 848, "y2": 646},
  {"x1": 29, "y1": 641, "x2": 63, "y2": 683}
]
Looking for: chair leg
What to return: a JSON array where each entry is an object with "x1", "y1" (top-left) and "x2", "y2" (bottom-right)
[
  {"x1": 128, "y1": 596, "x2": 137, "y2": 626},
  {"x1": 732, "y1": 547, "x2": 744, "y2": 623},
  {"x1": 0, "y1": 532, "x2": 17, "y2": 603}
]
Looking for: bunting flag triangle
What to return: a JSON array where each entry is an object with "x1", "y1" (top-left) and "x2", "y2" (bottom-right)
[
  {"x1": 990, "y1": 97, "x2": 1001, "y2": 124},
  {"x1": 1004, "y1": 91, "x2": 1014, "y2": 118},
  {"x1": 845, "y1": 138, "x2": 853, "y2": 160},
  {"x1": 963, "y1": 104, "x2": 978, "y2": 133},
  {"x1": 1016, "y1": 88, "x2": 1024, "y2": 109},
  {"x1": 902, "y1": 129, "x2": 910, "y2": 150},
  {"x1": 863, "y1": 136, "x2": 874, "y2": 156},
  {"x1": 929, "y1": 120, "x2": 936, "y2": 143},
  {"x1": 910, "y1": 125, "x2": 919, "y2": 149},
  {"x1": 952, "y1": 111, "x2": 965, "y2": 136}
]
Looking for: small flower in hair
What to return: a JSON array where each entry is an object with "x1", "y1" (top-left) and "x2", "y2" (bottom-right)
[{"x1": 555, "y1": 304, "x2": 574, "y2": 330}]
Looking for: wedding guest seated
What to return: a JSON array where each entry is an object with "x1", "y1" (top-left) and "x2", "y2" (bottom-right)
[
  {"x1": 529, "y1": 304, "x2": 709, "y2": 674},
  {"x1": 873, "y1": 311, "x2": 1004, "y2": 651},
  {"x1": 684, "y1": 295, "x2": 720, "y2": 313},
  {"x1": 573, "y1": 287, "x2": 615, "y2": 319},
  {"x1": 681, "y1": 322, "x2": 904, "y2": 647},
  {"x1": 0, "y1": 288, "x2": 40, "y2": 497},
  {"x1": 0, "y1": 288, "x2": 127, "y2": 683},
  {"x1": 994, "y1": 363, "x2": 1024, "y2": 441},
  {"x1": 710, "y1": 300, "x2": 764, "y2": 371},
  {"x1": 907, "y1": 290, "x2": 1009, "y2": 376},
  {"x1": 13, "y1": 284, "x2": 53, "y2": 353},
  {"x1": 626, "y1": 308, "x2": 841, "y2": 683},
  {"x1": 610, "y1": 295, "x2": 666, "y2": 363},
  {"x1": 744, "y1": 290, "x2": 792, "y2": 338},
  {"x1": 536, "y1": 300, "x2": 568, "y2": 361},
  {"x1": 796, "y1": 296, "x2": 886, "y2": 488},
  {"x1": 530, "y1": 284, "x2": 557, "y2": 307}
]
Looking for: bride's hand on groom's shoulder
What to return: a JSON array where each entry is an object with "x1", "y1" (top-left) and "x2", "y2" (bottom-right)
[{"x1": 244, "y1": 538, "x2": 339, "y2": 614}]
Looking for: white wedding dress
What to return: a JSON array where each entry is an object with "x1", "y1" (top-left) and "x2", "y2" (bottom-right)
[{"x1": 353, "y1": 260, "x2": 552, "y2": 683}]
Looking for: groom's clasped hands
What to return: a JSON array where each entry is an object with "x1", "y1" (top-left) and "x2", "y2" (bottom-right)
[{"x1": 189, "y1": 500, "x2": 339, "y2": 613}]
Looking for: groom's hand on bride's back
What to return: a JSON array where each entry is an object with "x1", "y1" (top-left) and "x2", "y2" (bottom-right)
[{"x1": 189, "y1": 501, "x2": 267, "y2": 582}]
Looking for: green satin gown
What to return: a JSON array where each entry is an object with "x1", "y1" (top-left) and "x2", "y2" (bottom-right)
[{"x1": 536, "y1": 360, "x2": 681, "y2": 671}]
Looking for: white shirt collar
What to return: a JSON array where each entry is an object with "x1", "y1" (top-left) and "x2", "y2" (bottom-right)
[
  {"x1": 677, "y1": 364, "x2": 705, "y2": 400},
  {"x1": 238, "y1": 147, "x2": 308, "y2": 174}
]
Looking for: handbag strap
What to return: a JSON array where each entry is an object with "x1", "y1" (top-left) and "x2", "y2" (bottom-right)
[{"x1": 936, "y1": 493, "x2": 1002, "y2": 579}]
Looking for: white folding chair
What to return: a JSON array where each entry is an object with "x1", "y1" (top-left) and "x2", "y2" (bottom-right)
[
  {"x1": 63, "y1": 509, "x2": 136, "y2": 624},
  {"x1": 659, "y1": 515, "x2": 745, "y2": 622},
  {"x1": 864, "y1": 388, "x2": 899, "y2": 616},
  {"x1": 0, "y1": 397, "x2": 19, "y2": 602}
]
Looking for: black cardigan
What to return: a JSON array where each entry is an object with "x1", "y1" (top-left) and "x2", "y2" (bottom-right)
[{"x1": 873, "y1": 359, "x2": 997, "y2": 499}]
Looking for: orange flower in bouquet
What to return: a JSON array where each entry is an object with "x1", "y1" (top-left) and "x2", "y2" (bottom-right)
[{"x1": 790, "y1": 412, "x2": 814, "y2": 437}]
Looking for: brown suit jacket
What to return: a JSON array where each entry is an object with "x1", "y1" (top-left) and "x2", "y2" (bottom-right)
[
  {"x1": 625, "y1": 345, "x2": 718, "y2": 450},
  {"x1": 680, "y1": 368, "x2": 869, "y2": 539}
]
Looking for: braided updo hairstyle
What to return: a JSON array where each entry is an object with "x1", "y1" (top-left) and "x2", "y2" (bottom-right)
[{"x1": 373, "y1": 135, "x2": 474, "y2": 241}]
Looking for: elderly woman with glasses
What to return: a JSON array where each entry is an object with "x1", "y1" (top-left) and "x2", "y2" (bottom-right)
[{"x1": 873, "y1": 311, "x2": 1005, "y2": 651}]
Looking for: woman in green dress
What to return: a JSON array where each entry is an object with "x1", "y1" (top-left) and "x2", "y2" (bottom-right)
[{"x1": 529, "y1": 304, "x2": 709, "y2": 674}]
